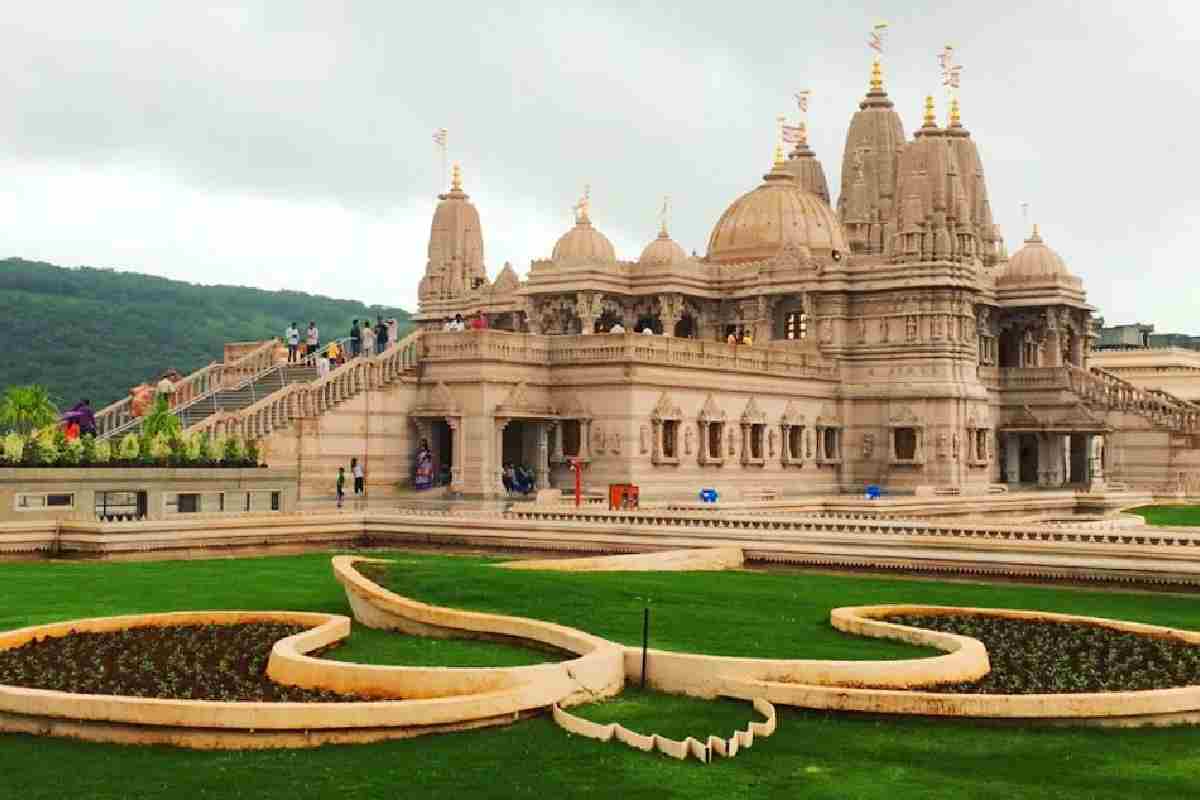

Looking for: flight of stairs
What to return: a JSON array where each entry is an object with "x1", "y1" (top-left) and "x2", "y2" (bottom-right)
[{"x1": 174, "y1": 365, "x2": 318, "y2": 431}]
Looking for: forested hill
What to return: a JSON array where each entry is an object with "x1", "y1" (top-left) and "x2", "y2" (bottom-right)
[{"x1": 0, "y1": 258, "x2": 413, "y2": 408}]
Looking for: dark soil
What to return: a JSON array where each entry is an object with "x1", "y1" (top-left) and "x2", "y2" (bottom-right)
[
  {"x1": 0, "y1": 623, "x2": 369, "y2": 702},
  {"x1": 888, "y1": 614, "x2": 1200, "y2": 694}
]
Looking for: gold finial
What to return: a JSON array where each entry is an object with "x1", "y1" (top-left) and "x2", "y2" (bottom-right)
[
  {"x1": 797, "y1": 121, "x2": 808, "y2": 147},
  {"x1": 573, "y1": 184, "x2": 591, "y2": 224},
  {"x1": 949, "y1": 97, "x2": 961, "y2": 127},
  {"x1": 774, "y1": 115, "x2": 787, "y2": 165},
  {"x1": 450, "y1": 163, "x2": 462, "y2": 192},
  {"x1": 870, "y1": 58, "x2": 883, "y2": 92},
  {"x1": 658, "y1": 195, "x2": 670, "y2": 236},
  {"x1": 923, "y1": 95, "x2": 937, "y2": 127},
  {"x1": 1032, "y1": 223, "x2": 1040, "y2": 240}
]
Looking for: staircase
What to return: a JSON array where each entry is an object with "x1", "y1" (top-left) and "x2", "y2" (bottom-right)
[
  {"x1": 187, "y1": 331, "x2": 423, "y2": 441},
  {"x1": 1068, "y1": 365, "x2": 1200, "y2": 435},
  {"x1": 172, "y1": 365, "x2": 318, "y2": 430}
]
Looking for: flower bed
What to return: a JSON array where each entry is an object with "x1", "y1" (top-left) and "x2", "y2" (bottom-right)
[
  {"x1": 885, "y1": 614, "x2": 1200, "y2": 694},
  {"x1": 0, "y1": 429, "x2": 259, "y2": 469},
  {"x1": 0, "y1": 623, "x2": 363, "y2": 702}
]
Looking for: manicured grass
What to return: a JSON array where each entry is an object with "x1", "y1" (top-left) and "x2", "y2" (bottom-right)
[
  {"x1": 1130, "y1": 505, "x2": 1200, "y2": 526},
  {"x1": 322, "y1": 626, "x2": 557, "y2": 667},
  {"x1": 571, "y1": 688, "x2": 759, "y2": 742},
  {"x1": 0, "y1": 551, "x2": 1199, "y2": 798}
]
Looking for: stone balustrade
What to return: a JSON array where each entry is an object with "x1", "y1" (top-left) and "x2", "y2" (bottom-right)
[
  {"x1": 189, "y1": 333, "x2": 422, "y2": 440},
  {"x1": 420, "y1": 330, "x2": 839, "y2": 380},
  {"x1": 1069, "y1": 366, "x2": 1200, "y2": 433},
  {"x1": 95, "y1": 339, "x2": 279, "y2": 439}
]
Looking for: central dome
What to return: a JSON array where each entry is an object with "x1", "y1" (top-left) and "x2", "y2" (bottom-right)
[{"x1": 707, "y1": 161, "x2": 847, "y2": 264}]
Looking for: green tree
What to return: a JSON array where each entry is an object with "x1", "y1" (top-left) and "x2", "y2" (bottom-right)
[{"x1": 0, "y1": 385, "x2": 59, "y2": 435}]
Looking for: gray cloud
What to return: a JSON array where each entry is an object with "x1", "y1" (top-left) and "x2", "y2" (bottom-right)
[{"x1": 1, "y1": 1, "x2": 1197, "y2": 329}]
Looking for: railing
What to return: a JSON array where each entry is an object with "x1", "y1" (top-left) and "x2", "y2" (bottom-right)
[
  {"x1": 420, "y1": 330, "x2": 839, "y2": 380},
  {"x1": 189, "y1": 331, "x2": 422, "y2": 440},
  {"x1": 1068, "y1": 366, "x2": 1200, "y2": 434},
  {"x1": 95, "y1": 339, "x2": 280, "y2": 439}
]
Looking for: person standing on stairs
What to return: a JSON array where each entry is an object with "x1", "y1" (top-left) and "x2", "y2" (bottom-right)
[
  {"x1": 361, "y1": 321, "x2": 376, "y2": 358},
  {"x1": 306, "y1": 322, "x2": 319, "y2": 358},
  {"x1": 286, "y1": 322, "x2": 300, "y2": 363},
  {"x1": 351, "y1": 457, "x2": 365, "y2": 496},
  {"x1": 336, "y1": 467, "x2": 346, "y2": 509},
  {"x1": 350, "y1": 319, "x2": 361, "y2": 358},
  {"x1": 375, "y1": 316, "x2": 389, "y2": 352}
]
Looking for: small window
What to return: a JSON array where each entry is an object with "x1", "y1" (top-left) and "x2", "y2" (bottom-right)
[
  {"x1": 177, "y1": 493, "x2": 199, "y2": 513},
  {"x1": 823, "y1": 428, "x2": 840, "y2": 460},
  {"x1": 895, "y1": 428, "x2": 918, "y2": 461},
  {"x1": 271, "y1": 491, "x2": 281, "y2": 511},
  {"x1": 218, "y1": 493, "x2": 226, "y2": 512},
  {"x1": 974, "y1": 429, "x2": 989, "y2": 462},
  {"x1": 750, "y1": 424, "x2": 765, "y2": 460},
  {"x1": 662, "y1": 420, "x2": 678, "y2": 459},
  {"x1": 708, "y1": 422, "x2": 724, "y2": 459},
  {"x1": 787, "y1": 426, "x2": 803, "y2": 461}
]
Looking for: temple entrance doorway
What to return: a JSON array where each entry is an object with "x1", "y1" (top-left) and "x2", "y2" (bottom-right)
[
  {"x1": 431, "y1": 420, "x2": 454, "y2": 487},
  {"x1": 500, "y1": 419, "x2": 551, "y2": 495},
  {"x1": 1018, "y1": 433, "x2": 1039, "y2": 484}
]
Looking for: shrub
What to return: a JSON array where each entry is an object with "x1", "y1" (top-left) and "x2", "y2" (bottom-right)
[
  {"x1": 1, "y1": 432, "x2": 24, "y2": 464},
  {"x1": 148, "y1": 433, "x2": 171, "y2": 463},
  {"x1": 245, "y1": 440, "x2": 260, "y2": 467},
  {"x1": 223, "y1": 436, "x2": 245, "y2": 465},
  {"x1": 118, "y1": 433, "x2": 140, "y2": 462},
  {"x1": 183, "y1": 432, "x2": 204, "y2": 464},
  {"x1": 60, "y1": 438, "x2": 84, "y2": 466},
  {"x1": 93, "y1": 438, "x2": 112, "y2": 464},
  {"x1": 0, "y1": 385, "x2": 59, "y2": 436},
  {"x1": 142, "y1": 396, "x2": 181, "y2": 440},
  {"x1": 34, "y1": 429, "x2": 60, "y2": 465},
  {"x1": 205, "y1": 434, "x2": 225, "y2": 464},
  {"x1": 80, "y1": 434, "x2": 97, "y2": 464}
]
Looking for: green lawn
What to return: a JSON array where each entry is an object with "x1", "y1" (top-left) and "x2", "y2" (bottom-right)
[
  {"x1": 0, "y1": 551, "x2": 1199, "y2": 799},
  {"x1": 1130, "y1": 505, "x2": 1200, "y2": 527}
]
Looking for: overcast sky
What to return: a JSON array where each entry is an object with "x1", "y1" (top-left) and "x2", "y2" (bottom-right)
[{"x1": 2, "y1": 2, "x2": 1197, "y2": 329}]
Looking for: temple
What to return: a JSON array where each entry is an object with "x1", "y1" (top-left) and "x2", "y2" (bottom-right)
[{"x1": 107, "y1": 61, "x2": 1200, "y2": 501}]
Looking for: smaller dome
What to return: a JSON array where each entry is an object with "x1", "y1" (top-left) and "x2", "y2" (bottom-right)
[
  {"x1": 1005, "y1": 226, "x2": 1070, "y2": 279},
  {"x1": 638, "y1": 227, "x2": 687, "y2": 265},
  {"x1": 552, "y1": 203, "x2": 616, "y2": 262}
]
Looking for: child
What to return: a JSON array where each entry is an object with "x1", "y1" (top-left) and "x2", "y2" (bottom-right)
[
  {"x1": 336, "y1": 467, "x2": 346, "y2": 509},
  {"x1": 351, "y1": 457, "x2": 365, "y2": 495}
]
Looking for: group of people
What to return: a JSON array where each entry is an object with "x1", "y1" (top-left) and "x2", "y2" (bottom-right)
[
  {"x1": 334, "y1": 457, "x2": 367, "y2": 508},
  {"x1": 605, "y1": 322, "x2": 665, "y2": 335},
  {"x1": 501, "y1": 463, "x2": 536, "y2": 496},
  {"x1": 284, "y1": 322, "x2": 321, "y2": 364},
  {"x1": 442, "y1": 313, "x2": 489, "y2": 332},
  {"x1": 284, "y1": 317, "x2": 400, "y2": 378},
  {"x1": 59, "y1": 399, "x2": 97, "y2": 439}
]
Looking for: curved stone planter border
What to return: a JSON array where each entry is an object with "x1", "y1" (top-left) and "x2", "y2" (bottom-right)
[
  {"x1": 551, "y1": 697, "x2": 776, "y2": 763},
  {"x1": 719, "y1": 604, "x2": 1200, "y2": 723}
]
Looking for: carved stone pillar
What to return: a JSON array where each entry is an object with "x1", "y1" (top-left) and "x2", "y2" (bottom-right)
[
  {"x1": 551, "y1": 421, "x2": 564, "y2": 462},
  {"x1": 536, "y1": 422, "x2": 550, "y2": 489},
  {"x1": 1061, "y1": 434, "x2": 1072, "y2": 486},
  {"x1": 446, "y1": 417, "x2": 462, "y2": 489}
]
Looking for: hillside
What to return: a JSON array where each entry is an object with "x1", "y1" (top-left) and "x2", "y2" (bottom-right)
[{"x1": 0, "y1": 258, "x2": 413, "y2": 408}]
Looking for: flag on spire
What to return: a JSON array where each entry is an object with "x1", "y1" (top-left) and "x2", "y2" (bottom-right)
[
  {"x1": 781, "y1": 124, "x2": 806, "y2": 145},
  {"x1": 868, "y1": 22, "x2": 888, "y2": 56},
  {"x1": 432, "y1": 128, "x2": 448, "y2": 147},
  {"x1": 793, "y1": 89, "x2": 811, "y2": 115},
  {"x1": 939, "y1": 46, "x2": 962, "y2": 91}
]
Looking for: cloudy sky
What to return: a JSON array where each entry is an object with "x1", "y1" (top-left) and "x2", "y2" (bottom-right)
[{"x1": 2, "y1": 2, "x2": 1197, "y2": 328}]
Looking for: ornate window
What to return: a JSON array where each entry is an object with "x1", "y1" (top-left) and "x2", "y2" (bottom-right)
[
  {"x1": 740, "y1": 398, "x2": 766, "y2": 466},
  {"x1": 698, "y1": 394, "x2": 725, "y2": 466},
  {"x1": 651, "y1": 391, "x2": 683, "y2": 466},
  {"x1": 551, "y1": 392, "x2": 592, "y2": 464},
  {"x1": 966, "y1": 416, "x2": 991, "y2": 467},
  {"x1": 816, "y1": 417, "x2": 842, "y2": 464},
  {"x1": 780, "y1": 402, "x2": 805, "y2": 467},
  {"x1": 889, "y1": 407, "x2": 925, "y2": 466}
]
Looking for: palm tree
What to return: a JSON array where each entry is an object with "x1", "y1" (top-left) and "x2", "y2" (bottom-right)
[{"x1": 0, "y1": 385, "x2": 60, "y2": 435}]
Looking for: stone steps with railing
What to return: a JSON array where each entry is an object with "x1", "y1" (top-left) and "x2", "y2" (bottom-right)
[
  {"x1": 1067, "y1": 365, "x2": 1200, "y2": 435},
  {"x1": 187, "y1": 332, "x2": 422, "y2": 441}
]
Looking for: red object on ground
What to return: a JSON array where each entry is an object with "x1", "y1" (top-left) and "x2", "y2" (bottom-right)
[
  {"x1": 608, "y1": 483, "x2": 639, "y2": 511},
  {"x1": 570, "y1": 457, "x2": 583, "y2": 507}
]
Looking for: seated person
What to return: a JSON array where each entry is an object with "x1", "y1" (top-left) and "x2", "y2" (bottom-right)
[
  {"x1": 609, "y1": 322, "x2": 625, "y2": 334},
  {"x1": 502, "y1": 464, "x2": 515, "y2": 494}
]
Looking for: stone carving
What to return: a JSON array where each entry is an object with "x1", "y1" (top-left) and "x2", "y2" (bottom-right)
[
  {"x1": 639, "y1": 425, "x2": 649, "y2": 455},
  {"x1": 952, "y1": 432, "x2": 960, "y2": 460},
  {"x1": 862, "y1": 432, "x2": 875, "y2": 459},
  {"x1": 805, "y1": 427, "x2": 814, "y2": 458},
  {"x1": 906, "y1": 315, "x2": 918, "y2": 341},
  {"x1": 768, "y1": 428, "x2": 777, "y2": 457},
  {"x1": 727, "y1": 426, "x2": 737, "y2": 456},
  {"x1": 937, "y1": 433, "x2": 950, "y2": 460},
  {"x1": 684, "y1": 426, "x2": 695, "y2": 455},
  {"x1": 820, "y1": 319, "x2": 832, "y2": 343},
  {"x1": 609, "y1": 430, "x2": 622, "y2": 455},
  {"x1": 880, "y1": 317, "x2": 889, "y2": 343},
  {"x1": 592, "y1": 426, "x2": 605, "y2": 454},
  {"x1": 857, "y1": 317, "x2": 867, "y2": 343}
]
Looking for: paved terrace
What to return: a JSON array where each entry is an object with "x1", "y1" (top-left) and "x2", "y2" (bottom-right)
[{"x1": 5, "y1": 493, "x2": 1200, "y2": 586}]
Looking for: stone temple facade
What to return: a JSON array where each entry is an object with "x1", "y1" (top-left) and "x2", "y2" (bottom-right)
[{"x1": 264, "y1": 63, "x2": 1200, "y2": 500}]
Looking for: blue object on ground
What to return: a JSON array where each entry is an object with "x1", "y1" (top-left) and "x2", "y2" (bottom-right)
[
  {"x1": 865, "y1": 484, "x2": 881, "y2": 500},
  {"x1": 699, "y1": 488, "x2": 719, "y2": 503}
]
